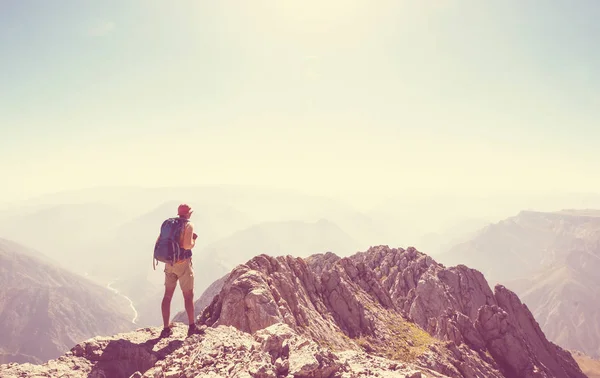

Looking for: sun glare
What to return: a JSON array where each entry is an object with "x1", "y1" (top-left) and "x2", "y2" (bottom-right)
[{"x1": 246, "y1": 0, "x2": 377, "y2": 37}]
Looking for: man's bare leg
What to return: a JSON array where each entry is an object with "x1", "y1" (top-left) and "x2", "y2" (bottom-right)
[
  {"x1": 183, "y1": 289, "x2": 203, "y2": 336},
  {"x1": 162, "y1": 284, "x2": 177, "y2": 329},
  {"x1": 183, "y1": 289, "x2": 195, "y2": 325}
]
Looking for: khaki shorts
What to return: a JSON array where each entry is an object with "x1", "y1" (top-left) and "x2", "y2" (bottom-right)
[{"x1": 164, "y1": 258, "x2": 194, "y2": 292}]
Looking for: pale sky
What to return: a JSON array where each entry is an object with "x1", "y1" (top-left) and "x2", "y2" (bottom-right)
[{"x1": 1, "y1": 1, "x2": 600, "y2": 205}]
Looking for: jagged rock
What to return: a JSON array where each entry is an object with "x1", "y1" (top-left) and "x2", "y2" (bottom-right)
[{"x1": 197, "y1": 245, "x2": 585, "y2": 377}]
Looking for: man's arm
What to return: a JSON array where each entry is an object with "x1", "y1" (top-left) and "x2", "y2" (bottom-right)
[{"x1": 181, "y1": 222, "x2": 195, "y2": 250}]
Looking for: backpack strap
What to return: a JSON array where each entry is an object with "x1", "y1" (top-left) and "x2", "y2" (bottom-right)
[{"x1": 175, "y1": 217, "x2": 189, "y2": 261}]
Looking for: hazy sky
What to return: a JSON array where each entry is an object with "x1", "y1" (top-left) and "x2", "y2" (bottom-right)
[{"x1": 1, "y1": 1, "x2": 600, "y2": 205}]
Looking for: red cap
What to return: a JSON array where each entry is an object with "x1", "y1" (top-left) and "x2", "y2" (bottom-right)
[{"x1": 177, "y1": 203, "x2": 193, "y2": 216}]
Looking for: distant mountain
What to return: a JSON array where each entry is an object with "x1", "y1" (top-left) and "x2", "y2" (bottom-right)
[
  {"x1": 439, "y1": 210, "x2": 600, "y2": 284},
  {"x1": 0, "y1": 237, "x2": 136, "y2": 364},
  {"x1": 416, "y1": 217, "x2": 493, "y2": 256},
  {"x1": 191, "y1": 219, "x2": 362, "y2": 295},
  {"x1": 0, "y1": 185, "x2": 382, "y2": 281},
  {"x1": 86, "y1": 199, "x2": 255, "y2": 279},
  {"x1": 440, "y1": 210, "x2": 600, "y2": 358},
  {"x1": 0, "y1": 202, "x2": 130, "y2": 274}
]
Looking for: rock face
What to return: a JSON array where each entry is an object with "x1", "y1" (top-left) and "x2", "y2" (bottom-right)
[
  {"x1": 1, "y1": 245, "x2": 587, "y2": 378},
  {"x1": 198, "y1": 246, "x2": 585, "y2": 378}
]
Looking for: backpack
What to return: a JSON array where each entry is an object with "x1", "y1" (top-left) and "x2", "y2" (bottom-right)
[{"x1": 153, "y1": 217, "x2": 188, "y2": 270}]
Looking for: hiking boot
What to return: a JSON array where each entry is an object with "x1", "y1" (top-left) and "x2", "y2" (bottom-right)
[
  {"x1": 187, "y1": 324, "x2": 204, "y2": 337},
  {"x1": 159, "y1": 327, "x2": 173, "y2": 338}
]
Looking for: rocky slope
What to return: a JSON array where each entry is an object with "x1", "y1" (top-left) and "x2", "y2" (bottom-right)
[
  {"x1": 0, "y1": 237, "x2": 137, "y2": 364},
  {"x1": 1, "y1": 246, "x2": 586, "y2": 377},
  {"x1": 440, "y1": 209, "x2": 600, "y2": 358}
]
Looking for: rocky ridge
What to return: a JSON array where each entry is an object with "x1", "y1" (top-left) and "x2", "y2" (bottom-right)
[
  {"x1": 0, "y1": 245, "x2": 587, "y2": 378},
  {"x1": 197, "y1": 246, "x2": 585, "y2": 378}
]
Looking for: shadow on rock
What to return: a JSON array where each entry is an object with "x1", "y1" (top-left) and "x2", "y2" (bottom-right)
[{"x1": 85, "y1": 337, "x2": 184, "y2": 378}]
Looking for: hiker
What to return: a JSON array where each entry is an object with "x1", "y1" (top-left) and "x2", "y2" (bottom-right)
[{"x1": 154, "y1": 203, "x2": 203, "y2": 337}]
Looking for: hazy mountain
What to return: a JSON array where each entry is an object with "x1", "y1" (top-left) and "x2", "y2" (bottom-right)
[
  {"x1": 5, "y1": 185, "x2": 372, "y2": 225},
  {"x1": 0, "y1": 186, "x2": 387, "y2": 329},
  {"x1": 0, "y1": 185, "x2": 383, "y2": 278},
  {"x1": 0, "y1": 237, "x2": 136, "y2": 364},
  {"x1": 438, "y1": 210, "x2": 600, "y2": 283},
  {"x1": 0, "y1": 202, "x2": 130, "y2": 274},
  {"x1": 199, "y1": 218, "x2": 361, "y2": 262},
  {"x1": 440, "y1": 209, "x2": 600, "y2": 358},
  {"x1": 415, "y1": 217, "x2": 493, "y2": 256},
  {"x1": 85, "y1": 199, "x2": 255, "y2": 279},
  {"x1": 191, "y1": 218, "x2": 362, "y2": 294},
  {"x1": 366, "y1": 194, "x2": 519, "y2": 247},
  {"x1": 368, "y1": 193, "x2": 600, "y2": 249}
]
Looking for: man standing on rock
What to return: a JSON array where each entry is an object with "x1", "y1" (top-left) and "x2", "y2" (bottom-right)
[{"x1": 157, "y1": 203, "x2": 203, "y2": 338}]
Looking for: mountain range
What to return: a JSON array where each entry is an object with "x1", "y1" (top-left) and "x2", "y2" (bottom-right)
[
  {"x1": 3, "y1": 186, "x2": 600, "y2": 373},
  {"x1": 1, "y1": 246, "x2": 587, "y2": 377}
]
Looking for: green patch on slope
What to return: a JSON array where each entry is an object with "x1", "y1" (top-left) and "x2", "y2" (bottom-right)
[{"x1": 358, "y1": 310, "x2": 435, "y2": 362}]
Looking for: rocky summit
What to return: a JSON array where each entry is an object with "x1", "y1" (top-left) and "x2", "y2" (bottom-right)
[{"x1": 0, "y1": 246, "x2": 587, "y2": 378}]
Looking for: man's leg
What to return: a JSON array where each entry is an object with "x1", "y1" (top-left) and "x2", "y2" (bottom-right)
[
  {"x1": 178, "y1": 259, "x2": 202, "y2": 336},
  {"x1": 161, "y1": 284, "x2": 177, "y2": 329},
  {"x1": 162, "y1": 267, "x2": 178, "y2": 334},
  {"x1": 178, "y1": 259, "x2": 196, "y2": 324},
  {"x1": 182, "y1": 288, "x2": 195, "y2": 325}
]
